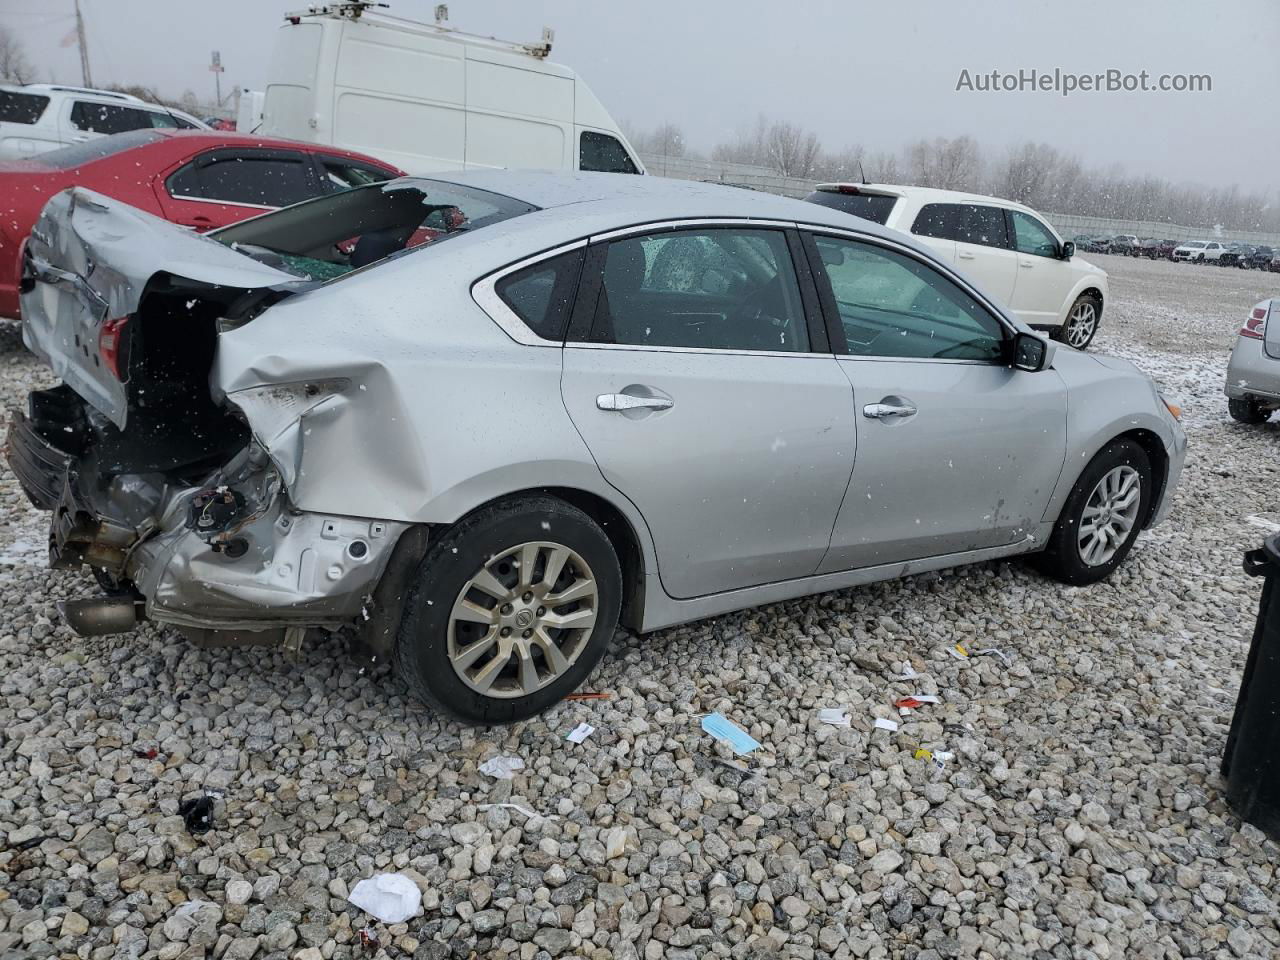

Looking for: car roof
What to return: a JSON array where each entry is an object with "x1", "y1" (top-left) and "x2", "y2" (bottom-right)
[
  {"x1": 132, "y1": 130, "x2": 405, "y2": 171},
  {"x1": 814, "y1": 181, "x2": 1042, "y2": 215},
  {"x1": 426, "y1": 169, "x2": 908, "y2": 239}
]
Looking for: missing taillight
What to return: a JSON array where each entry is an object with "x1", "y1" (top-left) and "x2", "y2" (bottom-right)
[{"x1": 98, "y1": 316, "x2": 131, "y2": 379}]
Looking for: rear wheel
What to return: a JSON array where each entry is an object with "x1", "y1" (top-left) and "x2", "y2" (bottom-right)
[
  {"x1": 1229, "y1": 397, "x2": 1271, "y2": 424},
  {"x1": 1036, "y1": 438, "x2": 1152, "y2": 586},
  {"x1": 1053, "y1": 294, "x2": 1101, "y2": 350},
  {"x1": 394, "y1": 495, "x2": 621, "y2": 724}
]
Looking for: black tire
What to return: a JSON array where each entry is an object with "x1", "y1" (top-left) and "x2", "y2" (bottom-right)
[
  {"x1": 1051, "y1": 293, "x2": 1102, "y2": 350},
  {"x1": 1035, "y1": 438, "x2": 1153, "y2": 586},
  {"x1": 394, "y1": 495, "x2": 621, "y2": 724},
  {"x1": 1229, "y1": 397, "x2": 1271, "y2": 425}
]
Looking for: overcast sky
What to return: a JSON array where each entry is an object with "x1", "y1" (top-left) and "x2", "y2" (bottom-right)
[{"x1": 5, "y1": 0, "x2": 1278, "y2": 193}]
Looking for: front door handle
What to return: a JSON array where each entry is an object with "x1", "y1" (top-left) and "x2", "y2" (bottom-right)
[
  {"x1": 958, "y1": 250, "x2": 976, "y2": 260},
  {"x1": 863, "y1": 399, "x2": 917, "y2": 420},
  {"x1": 1019, "y1": 258, "x2": 1035, "y2": 268},
  {"x1": 597, "y1": 393, "x2": 674, "y2": 412}
]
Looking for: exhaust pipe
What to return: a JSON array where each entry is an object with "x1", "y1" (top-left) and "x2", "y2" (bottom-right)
[{"x1": 57, "y1": 597, "x2": 142, "y2": 637}]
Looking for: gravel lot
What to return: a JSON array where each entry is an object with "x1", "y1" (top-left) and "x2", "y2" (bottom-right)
[{"x1": 1, "y1": 254, "x2": 1278, "y2": 960}]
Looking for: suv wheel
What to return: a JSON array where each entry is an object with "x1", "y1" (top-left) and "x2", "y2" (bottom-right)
[
  {"x1": 1229, "y1": 397, "x2": 1271, "y2": 424},
  {"x1": 394, "y1": 495, "x2": 621, "y2": 724},
  {"x1": 1054, "y1": 295, "x2": 1101, "y2": 350},
  {"x1": 1035, "y1": 438, "x2": 1152, "y2": 586}
]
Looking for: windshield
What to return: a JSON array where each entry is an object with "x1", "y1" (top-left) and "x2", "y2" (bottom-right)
[{"x1": 211, "y1": 178, "x2": 539, "y2": 281}]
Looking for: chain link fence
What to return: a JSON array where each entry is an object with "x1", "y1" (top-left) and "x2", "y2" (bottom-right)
[{"x1": 639, "y1": 153, "x2": 1280, "y2": 247}]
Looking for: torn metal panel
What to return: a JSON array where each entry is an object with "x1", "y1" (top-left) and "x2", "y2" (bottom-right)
[
  {"x1": 20, "y1": 187, "x2": 301, "y2": 429},
  {"x1": 128, "y1": 481, "x2": 412, "y2": 630}
]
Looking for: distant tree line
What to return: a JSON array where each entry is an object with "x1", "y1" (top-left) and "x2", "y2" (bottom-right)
[{"x1": 627, "y1": 116, "x2": 1279, "y2": 233}]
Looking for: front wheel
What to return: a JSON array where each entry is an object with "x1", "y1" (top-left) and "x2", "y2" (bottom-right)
[
  {"x1": 1229, "y1": 397, "x2": 1271, "y2": 424},
  {"x1": 1035, "y1": 438, "x2": 1153, "y2": 586},
  {"x1": 394, "y1": 496, "x2": 621, "y2": 724},
  {"x1": 1053, "y1": 295, "x2": 1101, "y2": 350}
]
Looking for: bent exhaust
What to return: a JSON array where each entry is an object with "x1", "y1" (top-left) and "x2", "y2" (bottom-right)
[{"x1": 57, "y1": 597, "x2": 143, "y2": 637}]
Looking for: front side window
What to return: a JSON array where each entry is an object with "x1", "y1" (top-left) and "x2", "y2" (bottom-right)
[
  {"x1": 579, "y1": 131, "x2": 638, "y2": 174},
  {"x1": 1010, "y1": 210, "x2": 1060, "y2": 258},
  {"x1": 811, "y1": 234, "x2": 1005, "y2": 362},
  {"x1": 495, "y1": 249, "x2": 585, "y2": 342},
  {"x1": 0, "y1": 91, "x2": 50, "y2": 125},
  {"x1": 587, "y1": 228, "x2": 809, "y2": 352}
]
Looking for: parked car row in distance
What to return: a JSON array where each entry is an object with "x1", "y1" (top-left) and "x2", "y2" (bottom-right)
[{"x1": 1071, "y1": 232, "x2": 1278, "y2": 269}]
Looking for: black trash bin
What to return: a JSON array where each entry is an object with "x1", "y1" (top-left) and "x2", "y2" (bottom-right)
[{"x1": 1221, "y1": 533, "x2": 1280, "y2": 840}]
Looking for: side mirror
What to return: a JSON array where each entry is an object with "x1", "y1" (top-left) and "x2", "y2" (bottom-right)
[
  {"x1": 1012, "y1": 331, "x2": 1056, "y2": 372},
  {"x1": 1060, "y1": 240, "x2": 1075, "y2": 260}
]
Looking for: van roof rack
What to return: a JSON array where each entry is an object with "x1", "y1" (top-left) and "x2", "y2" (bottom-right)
[{"x1": 284, "y1": 2, "x2": 554, "y2": 58}]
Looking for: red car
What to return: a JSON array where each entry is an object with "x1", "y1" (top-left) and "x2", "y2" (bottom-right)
[{"x1": 0, "y1": 129, "x2": 403, "y2": 318}]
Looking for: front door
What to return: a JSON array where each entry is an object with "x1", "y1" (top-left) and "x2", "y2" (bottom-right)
[
  {"x1": 803, "y1": 231, "x2": 1068, "y2": 572},
  {"x1": 560, "y1": 224, "x2": 856, "y2": 599},
  {"x1": 1006, "y1": 209, "x2": 1073, "y2": 326}
]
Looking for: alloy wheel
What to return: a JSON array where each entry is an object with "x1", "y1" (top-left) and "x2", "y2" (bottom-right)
[
  {"x1": 447, "y1": 541, "x2": 598, "y2": 698},
  {"x1": 1077, "y1": 466, "x2": 1141, "y2": 566},
  {"x1": 1066, "y1": 302, "x2": 1097, "y2": 348}
]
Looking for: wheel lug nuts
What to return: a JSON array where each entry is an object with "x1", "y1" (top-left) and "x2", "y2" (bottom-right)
[
  {"x1": 522, "y1": 629, "x2": 532, "y2": 638},
  {"x1": 536, "y1": 607, "x2": 545, "y2": 616},
  {"x1": 501, "y1": 603, "x2": 513, "y2": 614},
  {"x1": 522, "y1": 592, "x2": 533, "y2": 602},
  {"x1": 500, "y1": 627, "x2": 511, "y2": 637}
]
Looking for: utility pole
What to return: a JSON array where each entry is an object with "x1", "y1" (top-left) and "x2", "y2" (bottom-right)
[{"x1": 74, "y1": 0, "x2": 93, "y2": 87}]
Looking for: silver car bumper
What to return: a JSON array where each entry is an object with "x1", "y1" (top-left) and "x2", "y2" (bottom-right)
[
  {"x1": 1225, "y1": 336, "x2": 1280, "y2": 402},
  {"x1": 1149, "y1": 414, "x2": 1187, "y2": 528}
]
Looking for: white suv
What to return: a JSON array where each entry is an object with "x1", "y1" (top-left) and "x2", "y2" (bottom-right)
[
  {"x1": 1172, "y1": 240, "x2": 1225, "y2": 264},
  {"x1": 805, "y1": 183, "x2": 1109, "y2": 349},
  {"x1": 0, "y1": 84, "x2": 207, "y2": 161}
]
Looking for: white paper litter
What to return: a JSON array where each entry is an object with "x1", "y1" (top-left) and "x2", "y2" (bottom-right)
[
  {"x1": 478, "y1": 756, "x2": 525, "y2": 779},
  {"x1": 566, "y1": 722, "x2": 594, "y2": 743},
  {"x1": 972, "y1": 648, "x2": 1012, "y2": 667},
  {"x1": 897, "y1": 665, "x2": 918, "y2": 680},
  {"x1": 476, "y1": 802, "x2": 558, "y2": 821},
  {"x1": 347, "y1": 873, "x2": 422, "y2": 923},
  {"x1": 818, "y1": 708, "x2": 851, "y2": 727},
  {"x1": 874, "y1": 717, "x2": 899, "y2": 732},
  {"x1": 910, "y1": 694, "x2": 940, "y2": 704}
]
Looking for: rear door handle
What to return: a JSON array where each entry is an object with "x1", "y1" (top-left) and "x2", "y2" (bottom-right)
[
  {"x1": 597, "y1": 393, "x2": 674, "y2": 412},
  {"x1": 863, "y1": 399, "x2": 917, "y2": 420},
  {"x1": 1019, "y1": 258, "x2": 1035, "y2": 268},
  {"x1": 958, "y1": 250, "x2": 976, "y2": 260}
]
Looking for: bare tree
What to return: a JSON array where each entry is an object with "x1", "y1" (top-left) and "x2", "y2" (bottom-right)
[
  {"x1": 763, "y1": 120, "x2": 821, "y2": 178},
  {"x1": 906, "y1": 136, "x2": 981, "y2": 190},
  {"x1": 0, "y1": 27, "x2": 35, "y2": 84}
]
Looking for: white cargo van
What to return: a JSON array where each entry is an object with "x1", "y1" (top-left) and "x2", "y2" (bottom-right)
[{"x1": 260, "y1": 3, "x2": 644, "y2": 176}]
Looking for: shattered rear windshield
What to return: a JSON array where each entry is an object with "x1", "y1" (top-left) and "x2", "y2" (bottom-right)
[{"x1": 209, "y1": 178, "x2": 539, "y2": 281}]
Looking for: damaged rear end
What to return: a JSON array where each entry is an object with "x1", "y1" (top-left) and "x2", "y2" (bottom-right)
[{"x1": 7, "y1": 186, "x2": 441, "y2": 650}]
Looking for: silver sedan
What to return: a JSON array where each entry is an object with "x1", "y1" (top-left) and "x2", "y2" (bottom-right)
[{"x1": 11, "y1": 172, "x2": 1187, "y2": 722}]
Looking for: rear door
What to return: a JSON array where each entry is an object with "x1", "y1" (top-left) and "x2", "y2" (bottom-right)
[
  {"x1": 802, "y1": 229, "x2": 1067, "y2": 572},
  {"x1": 951, "y1": 203, "x2": 1018, "y2": 306},
  {"x1": 560, "y1": 223, "x2": 855, "y2": 599},
  {"x1": 903, "y1": 201, "x2": 958, "y2": 265},
  {"x1": 157, "y1": 148, "x2": 322, "y2": 230}
]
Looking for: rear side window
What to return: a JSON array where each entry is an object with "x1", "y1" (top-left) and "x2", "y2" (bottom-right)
[
  {"x1": 803, "y1": 190, "x2": 898, "y2": 226},
  {"x1": 168, "y1": 152, "x2": 319, "y2": 208},
  {"x1": 579, "y1": 132, "x2": 638, "y2": 174},
  {"x1": 495, "y1": 249, "x2": 586, "y2": 341},
  {"x1": 911, "y1": 203, "x2": 961, "y2": 240},
  {"x1": 0, "y1": 91, "x2": 50, "y2": 125},
  {"x1": 911, "y1": 203, "x2": 1010, "y2": 248},
  {"x1": 321, "y1": 158, "x2": 395, "y2": 191},
  {"x1": 70, "y1": 101, "x2": 163, "y2": 135}
]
